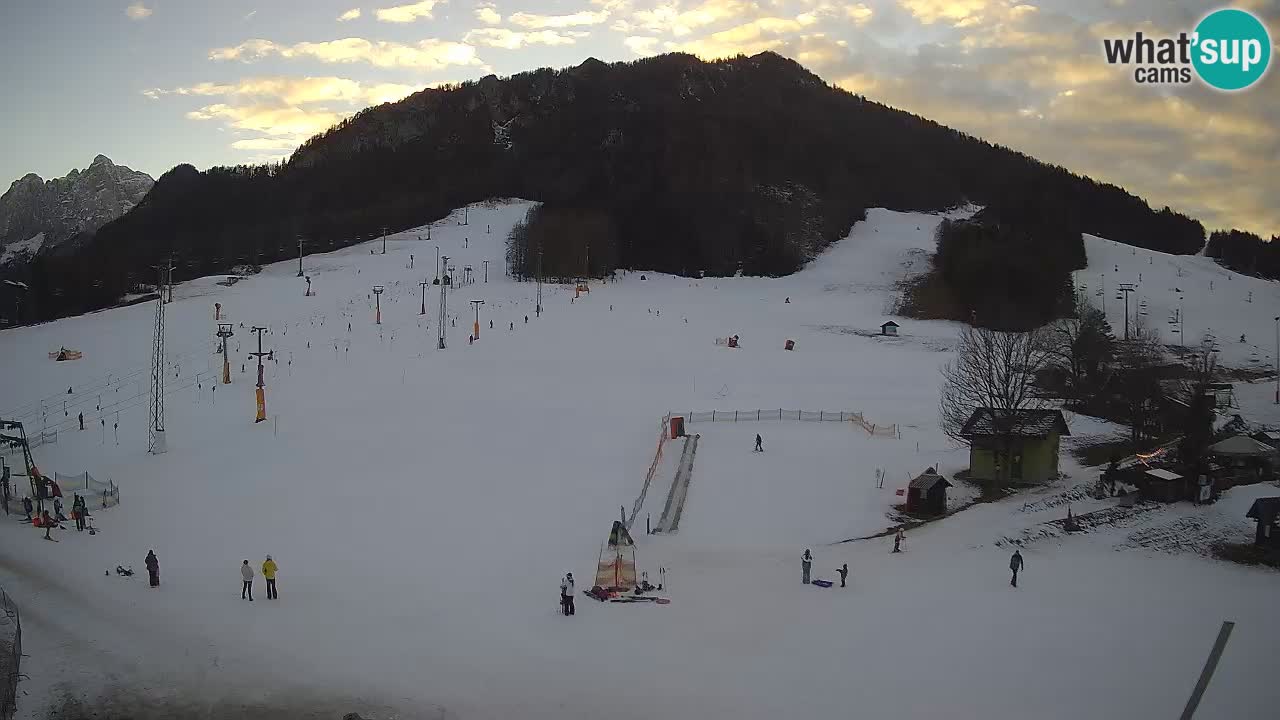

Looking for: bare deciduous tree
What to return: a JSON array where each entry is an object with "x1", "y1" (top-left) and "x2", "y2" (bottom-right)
[
  {"x1": 940, "y1": 325, "x2": 1056, "y2": 443},
  {"x1": 1112, "y1": 317, "x2": 1165, "y2": 445}
]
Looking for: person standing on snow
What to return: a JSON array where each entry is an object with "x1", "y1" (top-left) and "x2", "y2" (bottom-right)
[
  {"x1": 837, "y1": 563, "x2": 848, "y2": 588},
  {"x1": 40, "y1": 510, "x2": 55, "y2": 540},
  {"x1": 145, "y1": 550, "x2": 160, "y2": 587},
  {"x1": 754, "y1": 434, "x2": 763, "y2": 452},
  {"x1": 78, "y1": 412, "x2": 84, "y2": 431},
  {"x1": 802, "y1": 549, "x2": 814, "y2": 584},
  {"x1": 560, "y1": 573, "x2": 576, "y2": 616},
  {"x1": 22, "y1": 497, "x2": 33, "y2": 522},
  {"x1": 1009, "y1": 550, "x2": 1025, "y2": 588},
  {"x1": 241, "y1": 559, "x2": 255, "y2": 601},
  {"x1": 893, "y1": 526, "x2": 905, "y2": 553},
  {"x1": 262, "y1": 555, "x2": 278, "y2": 600}
]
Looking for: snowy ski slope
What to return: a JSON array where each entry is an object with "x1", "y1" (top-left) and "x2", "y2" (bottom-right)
[
  {"x1": 1076, "y1": 233, "x2": 1280, "y2": 374},
  {"x1": 0, "y1": 202, "x2": 1277, "y2": 719}
]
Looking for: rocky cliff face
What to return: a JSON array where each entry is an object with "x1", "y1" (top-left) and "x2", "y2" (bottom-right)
[{"x1": 0, "y1": 155, "x2": 153, "y2": 264}]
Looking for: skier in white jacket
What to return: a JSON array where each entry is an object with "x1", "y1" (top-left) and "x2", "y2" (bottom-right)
[
  {"x1": 560, "y1": 573, "x2": 575, "y2": 616},
  {"x1": 240, "y1": 559, "x2": 255, "y2": 601}
]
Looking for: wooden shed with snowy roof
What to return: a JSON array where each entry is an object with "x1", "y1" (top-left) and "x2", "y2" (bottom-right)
[
  {"x1": 959, "y1": 408, "x2": 1069, "y2": 485},
  {"x1": 906, "y1": 468, "x2": 951, "y2": 516},
  {"x1": 1138, "y1": 467, "x2": 1187, "y2": 503},
  {"x1": 1245, "y1": 497, "x2": 1280, "y2": 547}
]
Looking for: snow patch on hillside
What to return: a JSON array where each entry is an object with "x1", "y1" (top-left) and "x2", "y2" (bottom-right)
[
  {"x1": 1, "y1": 232, "x2": 44, "y2": 264},
  {"x1": 1077, "y1": 233, "x2": 1280, "y2": 372}
]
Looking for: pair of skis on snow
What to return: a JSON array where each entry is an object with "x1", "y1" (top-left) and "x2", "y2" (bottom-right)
[{"x1": 607, "y1": 595, "x2": 670, "y2": 604}]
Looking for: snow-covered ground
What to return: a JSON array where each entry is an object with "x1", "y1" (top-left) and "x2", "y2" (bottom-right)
[
  {"x1": 0, "y1": 232, "x2": 44, "y2": 265},
  {"x1": 664, "y1": 422, "x2": 930, "y2": 549},
  {"x1": 0, "y1": 201, "x2": 1277, "y2": 719},
  {"x1": 1076, "y1": 233, "x2": 1280, "y2": 372},
  {"x1": 1235, "y1": 378, "x2": 1280, "y2": 428}
]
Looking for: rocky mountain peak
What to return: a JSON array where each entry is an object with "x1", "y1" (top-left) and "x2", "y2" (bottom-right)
[
  {"x1": 10, "y1": 173, "x2": 43, "y2": 190},
  {"x1": 0, "y1": 156, "x2": 154, "y2": 265}
]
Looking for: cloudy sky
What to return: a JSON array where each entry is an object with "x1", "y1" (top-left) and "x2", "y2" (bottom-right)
[{"x1": 1, "y1": 0, "x2": 1276, "y2": 236}]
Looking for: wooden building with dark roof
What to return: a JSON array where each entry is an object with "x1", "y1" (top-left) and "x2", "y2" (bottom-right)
[{"x1": 959, "y1": 408, "x2": 1070, "y2": 485}]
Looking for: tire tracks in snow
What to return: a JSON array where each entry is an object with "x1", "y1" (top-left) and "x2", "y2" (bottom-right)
[
  {"x1": 0, "y1": 544, "x2": 217, "y2": 716},
  {"x1": 0, "y1": 544, "x2": 309, "y2": 718},
  {"x1": 0, "y1": 545, "x2": 432, "y2": 719}
]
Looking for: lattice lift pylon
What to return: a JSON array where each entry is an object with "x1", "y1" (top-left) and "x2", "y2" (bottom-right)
[{"x1": 147, "y1": 260, "x2": 170, "y2": 454}]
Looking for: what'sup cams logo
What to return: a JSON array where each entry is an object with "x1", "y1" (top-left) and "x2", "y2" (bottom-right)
[{"x1": 1102, "y1": 8, "x2": 1272, "y2": 91}]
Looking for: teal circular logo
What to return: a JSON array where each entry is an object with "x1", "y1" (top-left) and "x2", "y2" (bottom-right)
[{"x1": 1192, "y1": 8, "x2": 1271, "y2": 91}]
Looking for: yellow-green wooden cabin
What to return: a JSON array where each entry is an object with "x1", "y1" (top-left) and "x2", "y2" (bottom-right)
[{"x1": 959, "y1": 408, "x2": 1070, "y2": 485}]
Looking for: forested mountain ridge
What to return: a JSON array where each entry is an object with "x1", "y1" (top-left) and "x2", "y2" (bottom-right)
[{"x1": 4, "y1": 52, "x2": 1210, "y2": 324}]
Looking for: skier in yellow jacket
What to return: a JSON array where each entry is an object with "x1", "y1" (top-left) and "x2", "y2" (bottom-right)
[{"x1": 262, "y1": 555, "x2": 279, "y2": 600}]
